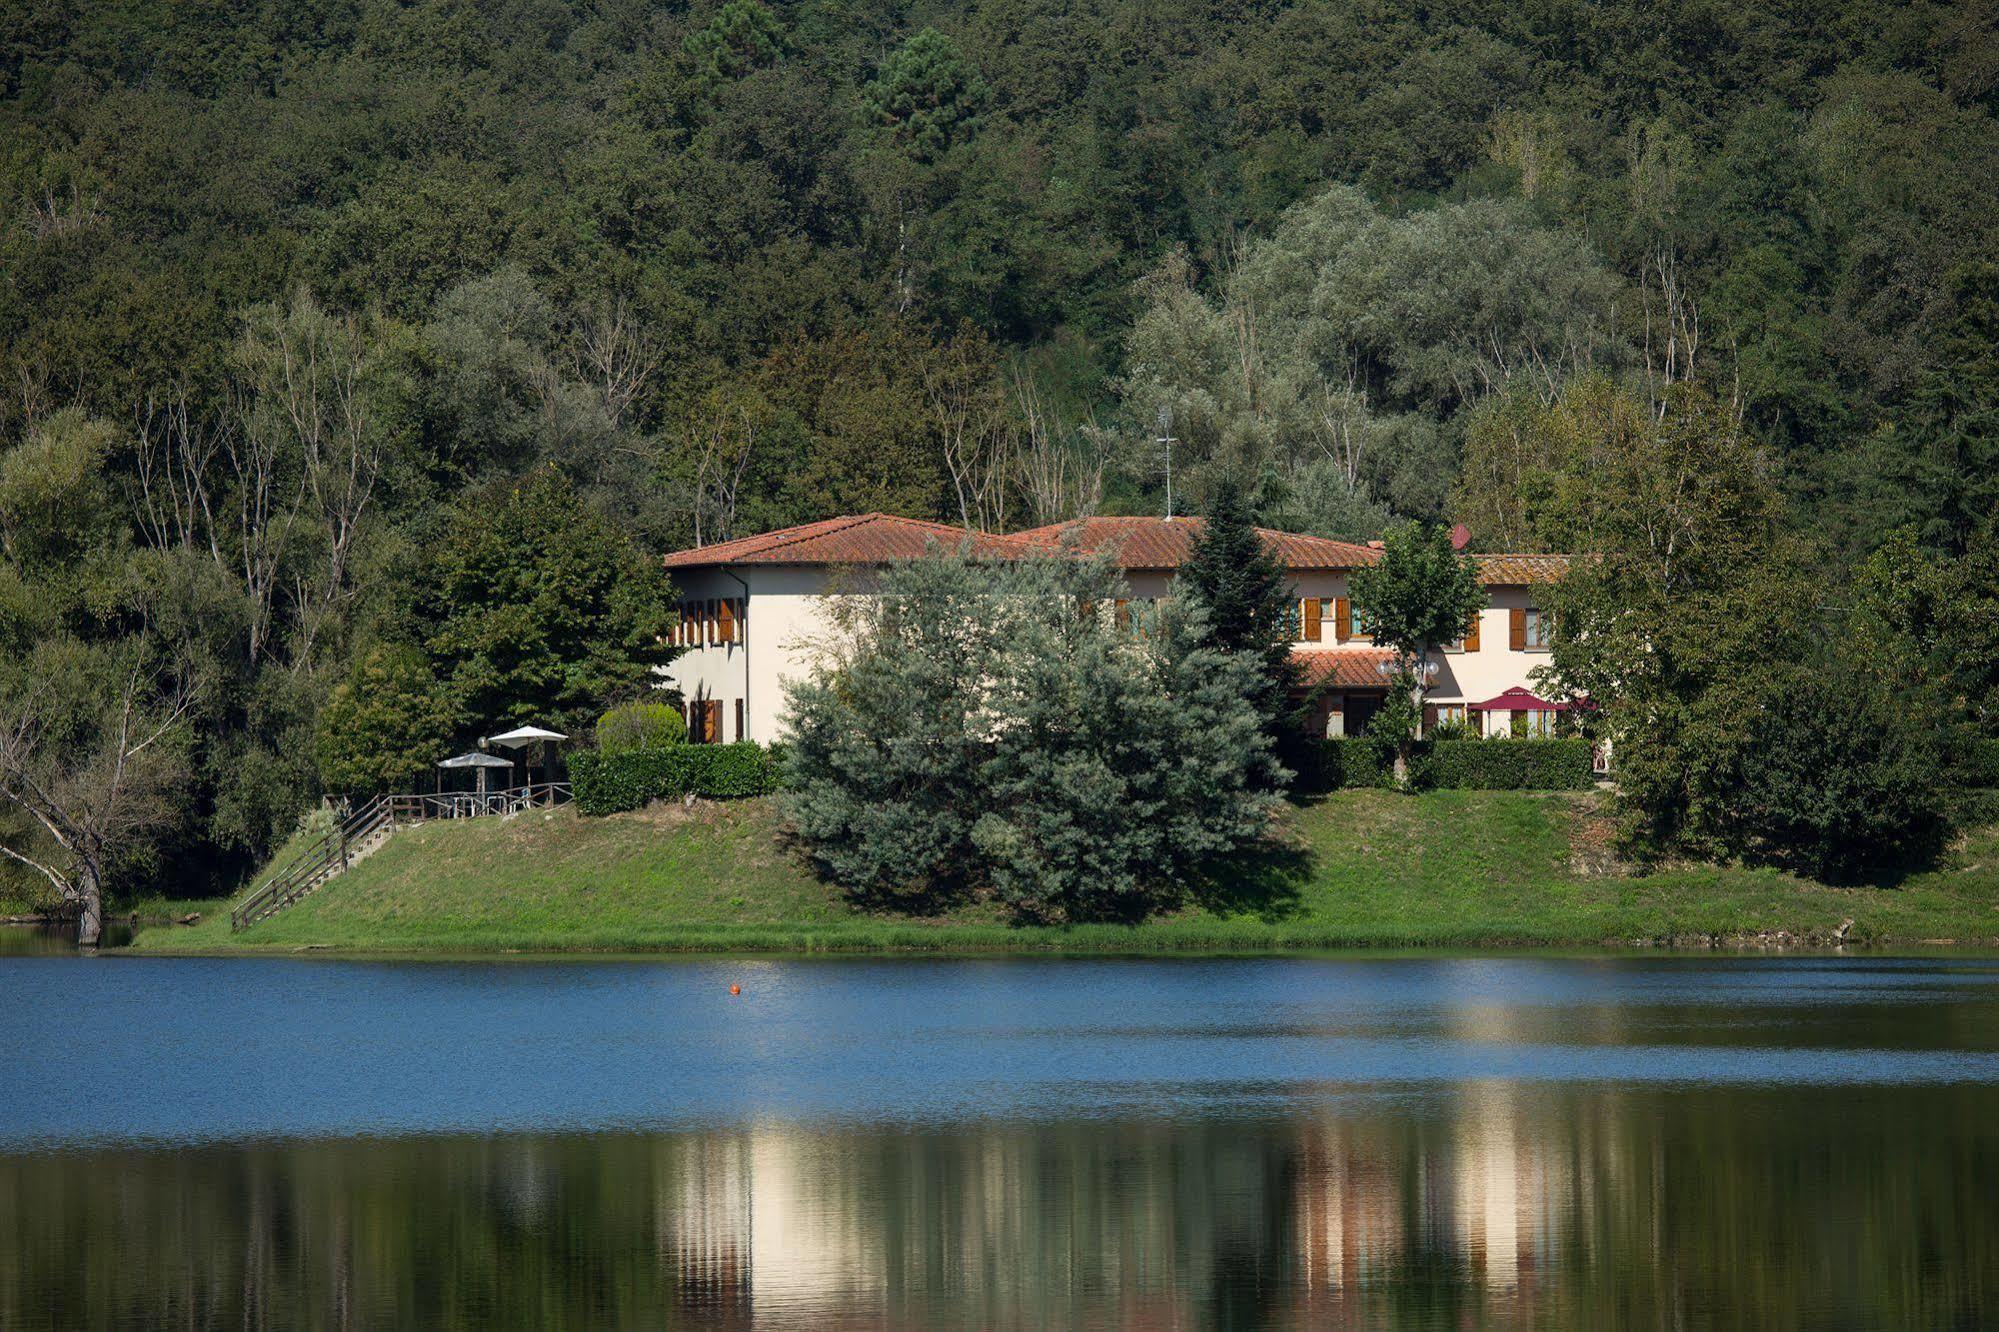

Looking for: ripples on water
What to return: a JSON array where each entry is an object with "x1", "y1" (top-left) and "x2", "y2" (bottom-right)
[{"x1": 2, "y1": 950, "x2": 1997, "y2": 1327}]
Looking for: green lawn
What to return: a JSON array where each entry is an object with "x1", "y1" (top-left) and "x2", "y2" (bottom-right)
[{"x1": 127, "y1": 791, "x2": 1999, "y2": 955}]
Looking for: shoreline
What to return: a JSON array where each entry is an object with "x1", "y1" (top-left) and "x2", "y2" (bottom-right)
[{"x1": 111, "y1": 790, "x2": 1999, "y2": 961}]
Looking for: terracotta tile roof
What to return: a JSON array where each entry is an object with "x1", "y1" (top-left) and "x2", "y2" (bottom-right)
[
  {"x1": 1292, "y1": 647, "x2": 1398, "y2": 690},
  {"x1": 665, "y1": 513, "x2": 1573, "y2": 583},
  {"x1": 1012, "y1": 516, "x2": 1381, "y2": 570},
  {"x1": 1473, "y1": 553, "x2": 1570, "y2": 584},
  {"x1": 661, "y1": 513, "x2": 1057, "y2": 569}
]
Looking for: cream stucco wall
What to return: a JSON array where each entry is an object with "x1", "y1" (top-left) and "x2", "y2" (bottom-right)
[
  {"x1": 660, "y1": 565, "x2": 856, "y2": 745},
  {"x1": 660, "y1": 565, "x2": 1558, "y2": 745}
]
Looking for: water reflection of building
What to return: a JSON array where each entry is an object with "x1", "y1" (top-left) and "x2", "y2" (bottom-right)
[
  {"x1": 661, "y1": 1128, "x2": 887, "y2": 1323},
  {"x1": 662, "y1": 1135, "x2": 753, "y2": 1315},
  {"x1": 1288, "y1": 1083, "x2": 1583, "y2": 1321},
  {"x1": 653, "y1": 1094, "x2": 1594, "y2": 1325}
]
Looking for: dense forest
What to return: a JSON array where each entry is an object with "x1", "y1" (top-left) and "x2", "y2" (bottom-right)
[{"x1": 2, "y1": 0, "x2": 1996, "y2": 905}]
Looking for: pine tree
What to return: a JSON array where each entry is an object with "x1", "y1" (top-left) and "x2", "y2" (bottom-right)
[{"x1": 1177, "y1": 475, "x2": 1299, "y2": 746}]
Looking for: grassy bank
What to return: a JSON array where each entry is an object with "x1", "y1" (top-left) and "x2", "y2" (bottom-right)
[{"x1": 128, "y1": 791, "x2": 1999, "y2": 955}]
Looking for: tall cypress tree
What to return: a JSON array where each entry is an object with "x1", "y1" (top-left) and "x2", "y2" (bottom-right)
[{"x1": 1177, "y1": 475, "x2": 1300, "y2": 747}]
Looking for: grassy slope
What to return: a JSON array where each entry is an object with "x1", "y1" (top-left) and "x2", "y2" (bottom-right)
[{"x1": 130, "y1": 792, "x2": 1999, "y2": 954}]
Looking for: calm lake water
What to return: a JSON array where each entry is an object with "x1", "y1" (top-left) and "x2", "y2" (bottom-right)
[{"x1": 4, "y1": 948, "x2": 1999, "y2": 1327}]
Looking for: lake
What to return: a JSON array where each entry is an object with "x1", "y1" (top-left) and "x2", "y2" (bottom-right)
[{"x1": 3, "y1": 948, "x2": 1998, "y2": 1327}]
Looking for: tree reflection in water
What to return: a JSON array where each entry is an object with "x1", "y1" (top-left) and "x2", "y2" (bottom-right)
[{"x1": 3, "y1": 1082, "x2": 1996, "y2": 1329}]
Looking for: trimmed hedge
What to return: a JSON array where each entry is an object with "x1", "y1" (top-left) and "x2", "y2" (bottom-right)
[
  {"x1": 1304, "y1": 737, "x2": 1595, "y2": 792},
  {"x1": 1309, "y1": 737, "x2": 1393, "y2": 790},
  {"x1": 1421, "y1": 737, "x2": 1595, "y2": 790},
  {"x1": 570, "y1": 743, "x2": 783, "y2": 814}
]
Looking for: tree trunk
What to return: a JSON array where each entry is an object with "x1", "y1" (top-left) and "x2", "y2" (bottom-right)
[{"x1": 76, "y1": 862, "x2": 103, "y2": 948}]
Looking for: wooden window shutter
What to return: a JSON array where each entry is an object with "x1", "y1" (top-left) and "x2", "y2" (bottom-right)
[
  {"x1": 1303, "y1": 598, "x2": 1322, "y2": 642},
  {"x1": 734, "y1": 698, "x2": 744, "y2": 742},
  {"x1": 1115, "y1": 599, "x2": 1130, "y2": 631},
  {"x1": 703, "y1": 699, "x2": 722, "y2": 743},
  {"x1": 1509, "y1": 607, "x2": 1526, "y2": 651},
  {"x1": 1464, "y1": 610, "x2": 1481, "y2": 652},
  {"x1": 1335, "y1": 597, "x2": 1352, "y2": 642},
  {"x1": 718, "y1": 597, "x2": 736, "y2": 645}
]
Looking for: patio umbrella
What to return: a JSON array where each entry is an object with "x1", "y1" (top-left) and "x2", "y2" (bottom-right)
[
  {"x1": 437, "y1": 750, "x2": 514, "y2": 796},
  {"x1": 482, "y1": 725, "x2": 568, "y2": 787},
  {"x1": 483, "y1": 725, "x2": 568, "y2": 747}
]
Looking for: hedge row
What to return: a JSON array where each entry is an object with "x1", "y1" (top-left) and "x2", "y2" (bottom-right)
[
  {"x1": 1305, "y1": 737, "x2": 1597, "y2": 791},
  {"x1": 570, "y1": 744, "x2": 783, "y2": 814}
]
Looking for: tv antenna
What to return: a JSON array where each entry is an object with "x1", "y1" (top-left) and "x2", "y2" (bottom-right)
[{"x1": 1155, "y1": 406, "x2": 1178, "y2": 519}]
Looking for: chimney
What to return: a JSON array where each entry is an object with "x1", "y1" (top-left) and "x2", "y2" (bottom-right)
[{"x1": 1449, "y1": 523, "x2": 1472, "y2": 551}]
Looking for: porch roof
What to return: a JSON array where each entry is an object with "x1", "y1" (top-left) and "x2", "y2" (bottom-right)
[{"x1": 1292, "y1": 647, "x2": 1397, "y2": 690}]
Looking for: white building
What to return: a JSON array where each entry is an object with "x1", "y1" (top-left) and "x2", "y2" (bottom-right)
[{"x1": 660, "y1": 513, "x2": 1570, "y2": 745}]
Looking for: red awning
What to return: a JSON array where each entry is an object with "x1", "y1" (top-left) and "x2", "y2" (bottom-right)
[{"x1": 1467, "y1": 686, "x2": 1569, "y2": 712}]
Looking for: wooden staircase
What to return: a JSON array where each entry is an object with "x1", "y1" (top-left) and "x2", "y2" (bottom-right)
[{"x1": 230, "y1": 784, "x2": 571, "y2": 931}]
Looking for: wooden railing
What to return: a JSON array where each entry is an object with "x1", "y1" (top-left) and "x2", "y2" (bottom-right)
[{"x1": 230, "y1": 783, "x2": 572, "y2": 931}]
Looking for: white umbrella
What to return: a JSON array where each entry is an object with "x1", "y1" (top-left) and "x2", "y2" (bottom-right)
[
  {"x1": 483, "y1": 725, "x2": 568, "y2": 748},
  {"x1": 481, "y1": 725, "x2": 568, "y2": 787}
]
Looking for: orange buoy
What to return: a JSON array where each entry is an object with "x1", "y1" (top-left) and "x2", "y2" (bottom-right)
[{"x1": 729, "y1": 984, "x2": 741, "y2": 996}]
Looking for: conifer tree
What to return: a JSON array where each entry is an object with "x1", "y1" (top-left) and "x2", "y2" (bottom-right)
[{"x1": 1177, "y1": 475, "x2": 1300, "y2": 746}]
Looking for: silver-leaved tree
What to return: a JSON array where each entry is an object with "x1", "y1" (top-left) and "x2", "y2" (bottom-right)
[{"x1": 781, "y1": 549, "x2": 1284, "y2": 922}]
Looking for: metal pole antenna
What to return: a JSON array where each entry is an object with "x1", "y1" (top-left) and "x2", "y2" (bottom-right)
[{"x1": 1155, "y1": 406, "x2": 1177, "y2": 519}]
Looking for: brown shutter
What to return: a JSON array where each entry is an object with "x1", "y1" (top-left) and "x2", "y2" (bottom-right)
[
  {"x1": 734, "y1": 698, "x2": 744, "y2": 742},
  {"x1": 1115, "y1": 598, "x2": 1130, "y2": 631},
  {"x1": 1509, "y1": 607, "x2": 1526, "y2": 651},
  {"x1": 718, "y1": 597, "x2": 736, "y2": 645},
  {"x1": 1335, "y1": 597, "x2": 1352, "y2": 642},
  {"x1": 1303, "y1": 598, "x2": 1322, "y2": 642},
  {"x1": 1464, "y1": 609, "x2": 1481, "y2": 652}
]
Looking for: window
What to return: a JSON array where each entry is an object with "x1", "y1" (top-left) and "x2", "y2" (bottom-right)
[
  {"x1": 1522, "y1": 607, "x2": 1550, "y2": 649},
  {"x1": 688, "y1": 699, "x2": 724, "y2": 744}
]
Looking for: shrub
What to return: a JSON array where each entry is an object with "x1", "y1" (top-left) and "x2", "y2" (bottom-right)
[
  {"x1": 1721, "y1": 676, "x2": 1953, "y2": 881},
  {"x1": 569, "y1": 743, "x2": 780, "y2": 814},
  {"x1": 1313, "y1": 738, "x2": 1393, "y2": 790},
  {"x1": 1306, "y1": 737, "x2": 1593, "y2": 791},
  {"x1": 1967, "y1": 738, "x2": 1999, "y2": 790},
  {"x1": 312, "y1": 644, "x2": 455, "y2": 794},
  {"x1": 594, "y1": 700, "x2": 686, "y2": 753},
  {"x1": 781, "y1": 551, "x2": 1283, "y2": 922},
  {"x1": 1424, "y1": 738, "x2": 1595, "y2": 790}
]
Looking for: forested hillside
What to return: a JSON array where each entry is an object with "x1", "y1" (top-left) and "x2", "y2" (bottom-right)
[{"x1": 2, "y1": 0, "x2": 1996, "y2": 903}]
